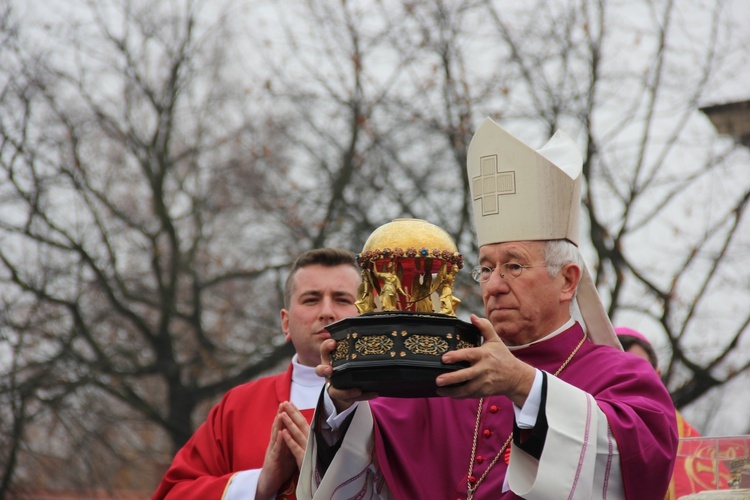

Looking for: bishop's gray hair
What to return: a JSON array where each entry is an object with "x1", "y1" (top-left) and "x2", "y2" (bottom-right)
[{"x1": 543, "y1": 239, "x2": 584, "y2": 291}]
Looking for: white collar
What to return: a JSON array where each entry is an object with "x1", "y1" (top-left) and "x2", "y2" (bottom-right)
[
  {"x1": 291, "y1": 354, "x2": 323, "y2": 387},
  {"x1": 507, "y1": 318, "x2": 576, "y2": 351}
]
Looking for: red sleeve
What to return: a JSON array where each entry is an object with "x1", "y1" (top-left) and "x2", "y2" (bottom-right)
[
  {"x1": 152, "y1": 368, "x2": 295, "y2": 499},
  {"x1": 152, "y1": 397, "x2": 236, "y2": 499}
]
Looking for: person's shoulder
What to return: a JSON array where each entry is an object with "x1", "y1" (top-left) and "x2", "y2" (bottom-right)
[
  {"x1": 586, "y1": 344, "x2": 668, "y2": 392},
  {"x1": 197, "y1": 369, "x2": 291, "y2": 432},
  {"x1": 218, "y1": 369, "x2": 290, "y2": 404},
  {"x1": 232, "y1": 369, "x2": 288, "y2": 393},
  {"x1": 582, "y1": 341, "x2": 656, "y2": 371}
]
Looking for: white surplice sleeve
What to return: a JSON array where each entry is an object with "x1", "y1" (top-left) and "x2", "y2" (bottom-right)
[
  {"x1": 507, "y1": 374, "x2": 624, "y2": 499},
  {"x1": 297, "y1": 401, "x2": 392, "y2": 500}
]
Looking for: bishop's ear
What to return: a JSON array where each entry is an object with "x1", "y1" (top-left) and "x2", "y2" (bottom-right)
[{"x1": 560, "y1": 263, "x2": 582, "y2": 302}]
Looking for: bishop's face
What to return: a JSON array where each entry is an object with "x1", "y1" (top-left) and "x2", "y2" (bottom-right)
[
  {"x1": 281, "y1": 264, "x2": 360, "y2": 367},
  {"x1": 478, "y1": 241, "x2": 578, "y2": 346}
]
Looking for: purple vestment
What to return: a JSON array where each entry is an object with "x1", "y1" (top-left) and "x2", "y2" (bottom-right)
[{"x1": 369, "y1": 323, "x2": 678, "y2": 499}]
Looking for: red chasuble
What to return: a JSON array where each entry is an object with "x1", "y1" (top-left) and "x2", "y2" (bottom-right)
[{"x1": 153, "y1": 364, "x2": 315, "y2": 499}]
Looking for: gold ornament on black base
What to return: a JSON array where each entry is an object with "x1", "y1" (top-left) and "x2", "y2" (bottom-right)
[{"x1": 327, "y1": 218, "x2": 481, "y2": 397}]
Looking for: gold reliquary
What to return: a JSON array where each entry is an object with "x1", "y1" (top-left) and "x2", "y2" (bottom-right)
[{"x1": 327, "y1": 218, "x2": 481, "y2": 397}]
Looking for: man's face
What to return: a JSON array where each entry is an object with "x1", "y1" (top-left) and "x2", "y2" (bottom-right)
[
  {"x1": 281, "y1": 263, "x2": 361, "y2": 367},
  {"x1": 478, "y1": 241, "x2": 577, "y2": 346}
]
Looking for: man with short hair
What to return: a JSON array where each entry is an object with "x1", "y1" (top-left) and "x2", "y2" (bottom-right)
[
  {"x1": 298, "y1": 119, "x2": 678, "y2": 499},
  {"x1": 153, "y1": 248, "x2": 361, "y2": 500}
]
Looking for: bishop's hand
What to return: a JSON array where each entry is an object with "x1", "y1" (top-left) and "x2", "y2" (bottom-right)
[{"x1": 435, "y1": 314, "x2": 536, "y2": 408}]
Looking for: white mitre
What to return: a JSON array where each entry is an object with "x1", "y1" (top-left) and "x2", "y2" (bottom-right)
[{"x1": 467, "y1": 117, "x2": 620, "y2": 349}]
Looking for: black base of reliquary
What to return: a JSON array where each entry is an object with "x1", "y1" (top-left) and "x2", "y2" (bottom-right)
[{"x1": 327, "y1": 311, "x2": 481, "y2": 398}]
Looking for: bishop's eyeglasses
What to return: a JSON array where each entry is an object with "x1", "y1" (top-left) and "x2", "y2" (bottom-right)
[{"x1": 470, "y1": 262, "x2": 542, "y2": 282}]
